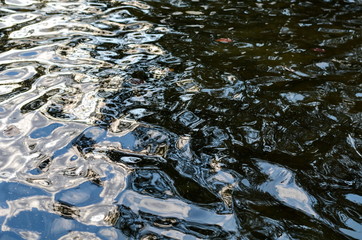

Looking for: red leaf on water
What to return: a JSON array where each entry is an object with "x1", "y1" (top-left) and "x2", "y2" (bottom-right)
[
  {"x1": 312, "y1": 48, "x2": 326, "y2": 53},
  {"x1": 215, "y1": 38, "x2": 233, "y2": 43}
]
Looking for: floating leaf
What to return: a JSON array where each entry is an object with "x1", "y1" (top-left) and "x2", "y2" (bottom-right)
[
  {"x1": 312, "y1": 48, "x2": 326, "y2": 53},
  {"x1": 215, "y1": 38, "x2": 233, "y2": 43}
]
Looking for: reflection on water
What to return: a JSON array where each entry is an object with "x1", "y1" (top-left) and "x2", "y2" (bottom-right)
[{"x1": 0, "y1": 0, "x2": 361, "y2": 239}]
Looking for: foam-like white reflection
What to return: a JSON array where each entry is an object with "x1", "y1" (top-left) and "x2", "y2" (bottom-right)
[
  {"x1": 257, "y1": 160, "x2": 317, "y2": 217},
  {"x1": 0, "y1": 13, "x2": 38, "y2": 29},
  {"x1": 118, "y1": 190, "x2": 238, "y2": 232},
  {"x1": 5, "y1": 0, "x2": 36, "y2": 7},
  {"x1": 9, "y1": 16, "x2": 113, "y2": 39}
]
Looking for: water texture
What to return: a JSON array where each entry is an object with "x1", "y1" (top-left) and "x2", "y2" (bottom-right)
[{"x1": 0, "y1": 0, "x2": 361, "y2": 239}]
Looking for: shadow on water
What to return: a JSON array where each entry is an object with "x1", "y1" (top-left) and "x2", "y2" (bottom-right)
[{"x1": 0, "y1": 0, "x2": 361, "y2": 239}]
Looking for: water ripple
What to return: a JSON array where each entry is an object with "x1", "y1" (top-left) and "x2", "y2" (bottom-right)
[{"x1": 0, "y1": 0, "x2": 361, "y2": 239}]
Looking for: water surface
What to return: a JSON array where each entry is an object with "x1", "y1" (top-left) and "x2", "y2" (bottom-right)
[{"x1": 0, "y1": 0, "x2": 361, "y2": 239}]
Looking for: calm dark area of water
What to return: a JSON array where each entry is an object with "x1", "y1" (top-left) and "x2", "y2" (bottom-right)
[{"x1": 0, "y1": 0, "x2": 361, "y2": 239}]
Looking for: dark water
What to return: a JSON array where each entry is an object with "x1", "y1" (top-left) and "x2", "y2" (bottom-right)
[{"x1": 0, "y1": 0, "x2": 361, "y2": 239}]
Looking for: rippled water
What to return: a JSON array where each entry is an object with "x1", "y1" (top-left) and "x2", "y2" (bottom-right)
[{"x1": 0, "y1": 0, "x2": 361, "y2": 239}]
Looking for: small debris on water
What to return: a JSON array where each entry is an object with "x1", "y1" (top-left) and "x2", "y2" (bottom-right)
[
  {"x1": 215, "y1": 38, "x2": 233, "y2": 43},
  {"x1": 3, "y1": 125, "x2": 20, "y2": 137},
  {"x1": 312, "y1": 48, "x2": 326, "y2": 53}
]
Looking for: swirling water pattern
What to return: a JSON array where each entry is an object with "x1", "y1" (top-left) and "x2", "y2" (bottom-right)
[{"x1": 0, "y1": 0, "x2": 361, "y2": 239}]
